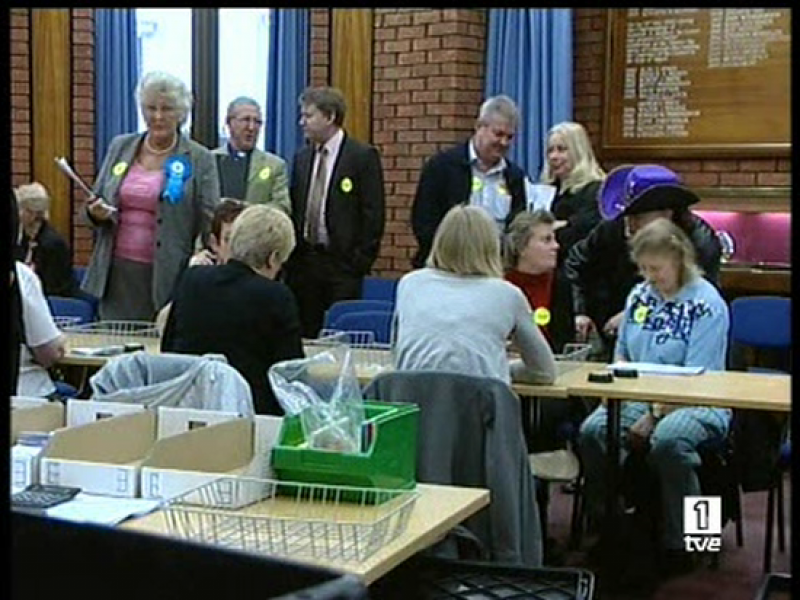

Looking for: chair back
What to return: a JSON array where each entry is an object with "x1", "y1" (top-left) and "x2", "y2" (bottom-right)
[
  {"x1": 330, "y1": 310, "x2": 394, "y2": 345},
  {"x1": 322, "y1": 300, "x2": 394, "y2": 331},
  {"x1": 364, "y1": 370, "x2": 542, "y2": 566},
  {"x1": 730, "y1": 296, "x2": 791, "y2": 349},
  {"x1": 47, "y1": 295, "x2": 95, "y2": 324},
  {"x1": 361, "y1": 277, "x2": 398, "y2": 303},
  {"x1": 73, "y1": 266, "x2": 88, "y2": 289}
]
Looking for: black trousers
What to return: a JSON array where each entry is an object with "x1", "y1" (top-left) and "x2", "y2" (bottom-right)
[{"x1": 286, "y1": 247, "x2": 363, "y2": 339}]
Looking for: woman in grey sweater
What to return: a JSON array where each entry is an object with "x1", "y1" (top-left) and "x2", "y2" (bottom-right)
[{"x1": 394, "y1": 205, "x2": 557, "y2": 386}]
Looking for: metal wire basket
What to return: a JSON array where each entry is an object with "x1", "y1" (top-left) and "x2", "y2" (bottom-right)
[
  {"x1": 309, "y1": 330, "x2": 393, "y2": 376},
  {"x1": 54, "y1": 315, "x2": 82, "y2": 330},
  {"x1": 63, "y1": 320, "x2": 160, "y2": 356},
  {"x1": 555, "y1": 343, "x2": 593, "y2": 375},
  {"x1": 162, "y1": 476, "x2": 419, "y2": 563}
]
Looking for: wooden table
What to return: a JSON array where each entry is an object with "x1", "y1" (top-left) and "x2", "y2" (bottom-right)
[
  {"x1": 568, "y1": 369, "x2": 791, "y2": 532},
  {"x1": 123, "y1": 483, "x2": 489, "y2": 585}
]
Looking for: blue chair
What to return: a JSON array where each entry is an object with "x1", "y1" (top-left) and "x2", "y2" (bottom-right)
[
  {"x1": 72, "y1": 266, "x2": 100, "y2": 317},
  {"x1": 322, "y1": 300, "x2": 394, "y2": 332},
  {"x1": 47, "y1": 295, "x2": 95, "y2": 324},
  {"x1": 361, "y1": 277, "x2": 398, "y2": 304},
  {"x1": 72, "y1": 266, "x2": 88, "y2": 289},
  {"x1": 330, "y1": 310, "x2": 394, "y2": 345},
  {"x1": 730, "y1": 296, "x2": 791, "y2": 374}
]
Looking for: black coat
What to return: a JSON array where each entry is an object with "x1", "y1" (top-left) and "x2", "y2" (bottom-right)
[
  {"x1": 411, "y1": 142, "x2": 528, "y2": 268},
  {"x1": 564, "y1": 211, "x2": 722, "y2": 331},
  {"x1": 19, "y1": 221, "x2": 76, "y2": 297},
  {"x1": 551, "y1": 179, "x2": 602, "y2": 263},
  {"x1": 161, "y1": 259, "x2": 305, "y2": 415}
]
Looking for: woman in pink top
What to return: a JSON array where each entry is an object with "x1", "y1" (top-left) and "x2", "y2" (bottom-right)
[{"x1": 82, "y1": 71, "x2": 220, "y2": 321}]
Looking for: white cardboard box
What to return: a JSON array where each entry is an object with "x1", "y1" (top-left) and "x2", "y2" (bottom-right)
[
  {"x1": 66, "y1": 399, "x2": 145, "y2": 427},
  {"x1": 155, "y1": 406, "x2": 240, "y2": 439},
  {"x1": 140, "y1": 415, "x2": 282, "y2": 507},
  {"x1": 10, "y1": 403, "x2": 66, "y2": 490},
  {"x1": 39, "y1": 411, "x2": 158, "y2": 498},
  {"x1": 11, "y1": 396, "x2": 50, "y2": 410}
]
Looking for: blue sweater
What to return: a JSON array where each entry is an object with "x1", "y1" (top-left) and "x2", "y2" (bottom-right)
[{"x1": 616, "y1": 276, "x2": 729, "y2": 371}]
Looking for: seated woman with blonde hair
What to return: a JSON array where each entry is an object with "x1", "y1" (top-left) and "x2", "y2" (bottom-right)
[{"x1": 394, "y1": 205, "x2": 557, "y2": 385}]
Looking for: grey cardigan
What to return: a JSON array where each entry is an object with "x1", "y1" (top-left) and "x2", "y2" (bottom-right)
[
  {"x1": 82, "y1": 132, "x2": 220, "y2": 311},
  {"x1": 364, "y1": 370, "x2": 543, "y2": 567}
]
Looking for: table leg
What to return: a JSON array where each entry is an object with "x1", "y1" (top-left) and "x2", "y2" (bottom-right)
[{"x1": 604, "y1": 397, "x2": 622, "y2": 525}]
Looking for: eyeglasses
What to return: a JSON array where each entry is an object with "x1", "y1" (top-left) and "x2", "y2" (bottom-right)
[{"x1": 233, "y1": 116, "x2": 263, "y2": 127}]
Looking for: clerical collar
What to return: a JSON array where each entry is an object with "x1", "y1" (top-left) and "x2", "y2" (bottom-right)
[{"x1": 227, "y1": 143, "x2": 251, "y2": 160}]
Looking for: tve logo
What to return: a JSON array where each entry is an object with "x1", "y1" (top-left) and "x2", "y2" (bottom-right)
[{"x1": 683, "y1": 496, "x2": 722, "y2": 552}]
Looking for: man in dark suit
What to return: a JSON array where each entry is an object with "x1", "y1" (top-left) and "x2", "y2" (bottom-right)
[
  {"x1": 411, "y1": 94, "x2": 528, "y2": 268},
  {"x1": 285, "y1": 86, "x2": 386, "y2": 338}
]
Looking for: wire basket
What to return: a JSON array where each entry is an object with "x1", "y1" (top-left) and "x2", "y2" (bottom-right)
[
  {"x1": 309, "y1": 329, "x2": 393, "y2": 376},
  {"x1": 54, "y1": 315, "x2": 82, "y2": 330},
  {"x1": 63, "y1": 320, "x2": 160, "y2": 356},
  {"x1": 162, "y1": 476, "x2": 419, "y2": 564}
]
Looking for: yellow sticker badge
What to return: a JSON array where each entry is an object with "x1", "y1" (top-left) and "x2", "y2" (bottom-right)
[
  {"x1": 533, "y1": 307, "x2": 551, "y2": 327},
  {"x1": 112, "y1": 162, "x2": 128, "y2": 177},
  {"x1": 634, "y1": 306, "x2": 649, "y2": 324},
  {"x1": 259, "y1": 167, "x2": 271, "y2": 181},
  {"x1": 471, "y1": 177, "x2": 483, "y2": 192},
  {"x1": 340, "y1": 177, "x2": 353, "y2": 193}
]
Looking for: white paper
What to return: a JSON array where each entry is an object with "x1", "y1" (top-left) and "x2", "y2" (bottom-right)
[
  {"x1": 525, "y1": 180, "x2": 558, "y2": 212},
  {"x1": 46, "y1": 492, "x2": 163, "y2": 525},
  {"x1": 606, "y1": 362, "x2": 705, "y2": 376},
  {"x1": 54, "y1": 156, "x2": 95, "y2": 197}
]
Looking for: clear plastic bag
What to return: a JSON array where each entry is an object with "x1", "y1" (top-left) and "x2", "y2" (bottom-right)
[{"x1": 268, "y1": 344, "x2": 365, "y2": 454}]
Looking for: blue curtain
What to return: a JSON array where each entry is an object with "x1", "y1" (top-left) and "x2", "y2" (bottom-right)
[
  {"x1": 266, "y1": 9, "x2": 310, "y2": 165},
  {"x1": 94, "y1": 9, "x2": 139, "y2": 167},
  {"x1": 484, "y1": 9, "x2": 573, "y2": 180}
]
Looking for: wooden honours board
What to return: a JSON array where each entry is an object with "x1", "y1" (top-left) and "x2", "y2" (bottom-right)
[{"x1": 602, "y1": 8, "x2": 790, "y2": 158}]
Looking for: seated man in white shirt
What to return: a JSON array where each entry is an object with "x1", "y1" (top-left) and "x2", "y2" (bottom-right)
[{"x1": 16, "y1": 261, "x2": 67, "y2": 398}]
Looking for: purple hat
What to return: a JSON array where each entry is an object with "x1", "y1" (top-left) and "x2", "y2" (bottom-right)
[{"x1": 598, "y1": 164, "x2": 700, "y2": 220}]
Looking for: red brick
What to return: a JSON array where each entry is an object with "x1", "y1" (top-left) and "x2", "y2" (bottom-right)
[
  {"x1": 756, "y1": 172, "x2": 791, "y2": 186},
  {"x1": 739, "y1": 159, "x2": 777, "y2": 172},
  {"x1": 681, "y1": 172, "x2": 720, "y2": 187},
  {"x1": 427, "y1": 49, "x2": 459, "y2": 64},
  {"x1": 777, "y1": 159, "x2": 791, "y2": 171},
  {"x1": 73, "y1": 31, "x2": 93, "y2": 45},
  {"x1": 11, "y1": 95, "x2": 30, "y2": 109},
  {"x1": 719, "y1": 172, "x2": 756, "y2": 186},
  {"x1": 412, "y1": 37, "x2": 441, "y2": 51},
  {"x1": 412, "y1": 10, "x2": 442, "y2": 26},
  {"x1": 702, "y1": 161, "x2": 739, "y2": 172},
  {"x1": 383, "y1": 92, "x2": 411, "y2": 105},
  {"x1": 382, "y1": 143, "x2": 411, "y2": 157},
  {"x1": 397, "y1": 51, "x2": 426, "y2": 66},
  {"x1": 74, "y1": 137, "x2": 94, "y2": 149},
  {"x1": 427, "y1": 22, "x2": 466, "y2": 37},
  {"x1": 373, "y1": 105, "x2": 396, "y2": 119},
  {"x1": 10, "y1": 27, "x2": 29, "y2": 42},
  {"x1": 396, "y1": 156, "x2": 423, "y2": 171},
  {"x1": 411, "y1": 116, "x2": 438, "y2": 129},
  {"x1": 410, "y1": 143, "x2": 438, "y2": 157},
  {"x1": 411, "y1": 90, "x2": 439, "y2": 103},
  {"x1": 11, "y1": 14, "x2": 29, "y2": 28},
  {"x1": 11, "y1": 41, "x2": 29, "y2": 55},
  {"x1": 374, "y1": 53, "x2": 397, "y2": 68},
  {"x1": 398, "y1": 130, "x2": 424, "y2": 143},
  {"x1": 72, "y1": 8, "x2": 93, "y2": 18},
  {"x1": 396, "y1": 105, "x2": 421, "y2": 118},
  {"x1": 441, "y1": 62, "x2": 482, "y2": 77},
  {"x1": 442, "y1": 36, "x2": 478, "y2": 50},
  {"x1": 397, "y1": 78, "x2": 425, "y2": 91},
  {"x1": 311, "y1": 9, "x2": 329, "y2": 27},
  {"x1": 375, "y1": 27, "x2": 396, "y2": 41},
  {"x1": 384, "y1": 170, "x2": 409, "y2": 183},
  {"x1": 383, "y1": 39, "x2": 411, "y2": 54},
  {"x1": 381, "y1": 66, "x2": 413, "y2": 80},
  {"x1": 384, "y1": 12, "x2": 413, "y2": 27},
  {"x1": 411, "y1": 63, "x2": 441, "y2": 77},
  {"x1": 397, "y1": 25, "x2": 425, "y2": 39},
  {"x1": 394, "y1": 183, "x2": 418, "y2": 197}
]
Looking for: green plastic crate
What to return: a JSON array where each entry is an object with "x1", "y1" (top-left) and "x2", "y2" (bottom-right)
[{"x1": 271, "y1": 401, "x2": 418, "y2": 491}]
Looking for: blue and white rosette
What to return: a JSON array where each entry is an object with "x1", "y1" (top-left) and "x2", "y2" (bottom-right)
[{"x1": 162, "y1": 155, "x2": 192, "y2": 204}]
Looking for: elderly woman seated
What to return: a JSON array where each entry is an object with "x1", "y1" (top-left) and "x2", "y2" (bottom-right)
[
  {"x1": 394, "y1": 204, "x2": 557, "y2": 385},
  {"x1": 577, "y1": 217, "x2": 731, "y2": 577},
  {"x1": 161, "y1": 204, "x2": 304, "y2": 415}
]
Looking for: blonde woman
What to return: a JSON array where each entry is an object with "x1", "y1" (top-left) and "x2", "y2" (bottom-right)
[
  {"x1": 394, "y1": 205, "x2": 557, "y2": 385},
  {"x1": 82, "y1": 71, "x2": 220, "y2": 321},
  {"x1": 15, "y1": 182, "x2": 76, "y2": 297},
  {"x1": 161, "y1": 205, "x2": 304, "y2": 415},
  {"x1": 539, "y1": 121, "x2": 605, "y2": 257}
]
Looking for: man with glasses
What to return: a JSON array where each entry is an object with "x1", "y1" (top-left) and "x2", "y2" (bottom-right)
[{"x1": 212, "y1": 97, "x2": 291, "y2": 215}]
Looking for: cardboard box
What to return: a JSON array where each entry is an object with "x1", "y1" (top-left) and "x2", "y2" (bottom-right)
[
  {"x1": 39, "y1": 411, "x2": 158, "y2": 498},
  {"x1": 140, "y1": 415, "x2": 283, "y2": 506},
  {"x1": 66, "y1": 399, "x2": 145, "y2": 427},
  {"x1": 11, "y1": 396, "x2": 50, "y2": 410},
  {"x1": 10, "y1": 403, "x2": 66, "y2": 491},
  {"x1": 155, "y1": 407, "x2": 240, "y2": 439}
]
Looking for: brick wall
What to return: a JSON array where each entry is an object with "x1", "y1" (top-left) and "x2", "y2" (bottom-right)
[
  {"x1": 572, "y1": 9, "x2": 791, "y2": 188},
  {"x1": 72, "y1": 9, "x2": 95, "y2": 265},
  {"x1": 371, "y1": 8, "x2": 486, "y2": 277},
  {"x1": 309, "y1": 9, "x2": 330, "y2": 86},
  {"x1": 11, "y1": 9, "x2": 31, "y2": 188}
]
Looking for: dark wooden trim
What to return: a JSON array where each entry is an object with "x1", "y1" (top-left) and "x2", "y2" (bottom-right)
[{"x1": 191, "y1": 8, "x2": 219, "y2": 148}]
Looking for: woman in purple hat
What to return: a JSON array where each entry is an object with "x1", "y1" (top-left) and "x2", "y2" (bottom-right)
[{"x1": 564, "y1": 164, "x2": 721, "y2": 361}]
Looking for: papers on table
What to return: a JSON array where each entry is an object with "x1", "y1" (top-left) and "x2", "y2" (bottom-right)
[
  {"x1": 70, "y1": 346, "x2": 126, "y2": 357},
  {"x1": 525, "y1": 181, "x2": 557, "y2": 212},
  {"x1": 45, "y1": 492, "x2": 163, "y2": 526},
  {"x1": 607, "y1": 362, "x2": 705, "y2": 376}
]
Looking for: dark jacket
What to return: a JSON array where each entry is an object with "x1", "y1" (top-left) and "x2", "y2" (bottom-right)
[
  {"x1": 551, "y1": 179, "x2": 602, "y2": 263},
  {"x1": 288, "y1": 133, "x2": 385, "y2": 276},
  {"x1": 564, "y1": 211, "x2": 722, "y2": 331},
  {"x1": 161, "y1": 259, "x2": 304, "y2": 415},
  {"x1": 19, "y1": 221, "x2": 76, "y2": 297},
  {"x1": 411, "y1": 142, "x2": 528, "y2": 268}
]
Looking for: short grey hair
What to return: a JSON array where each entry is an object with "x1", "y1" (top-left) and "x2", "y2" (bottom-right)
[
  {"x1": 226, "y1": 96, "x2": 261, "y2": 122},
  {"x1": 15, "y1": 182, "x2": 50, "y2": 214},
  {"x1": 477, "y1": 95, "x2": 520, "y2": 130},
  {"x1": 136, "y1": 71, "x2": 193, "y2": 126},
  {"x1": 228, "y1": 205, "x2": 296, "y2": 270}
]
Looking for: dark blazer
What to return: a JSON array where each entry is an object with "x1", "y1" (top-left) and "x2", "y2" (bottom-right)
[
  {"x1": 288, "y1": 132, "x2": 385, "y2": 276},
  {"x1": 161, "y1": 259, "x2": 304, "y2": 416},
  {"x1": 411, "y1": 142, "x2": 528, "y2": 268},
  {"x1": 20, "y1": 221, "x2": 76, "y2": 297},
  {"x1": 551, "y1": 179, "x2": 602, "y2": 262},
  {"x1": 564, "y1": 211, "x2": 722, "y2": 331}
]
